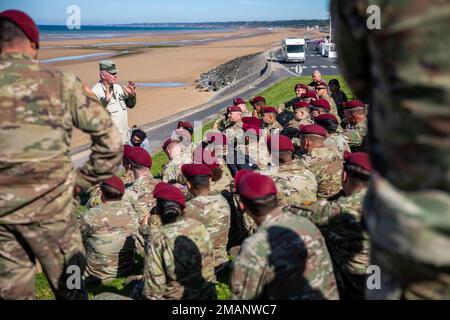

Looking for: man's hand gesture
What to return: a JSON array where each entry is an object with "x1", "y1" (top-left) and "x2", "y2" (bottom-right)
[{"x1": 123, "y1": 81, "x2": 136, "y2": 96}]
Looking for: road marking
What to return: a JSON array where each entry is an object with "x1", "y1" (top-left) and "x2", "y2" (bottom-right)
[
  {"x1": 330, "y1": 66, "x2": 338, "y2": 68},
  {"x1": 320, "y1": 65, "x2": 329, "y2": 68}
]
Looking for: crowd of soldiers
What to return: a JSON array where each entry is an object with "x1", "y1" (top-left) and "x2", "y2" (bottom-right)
[{"x1": 1, "y1": 2, "x2": 449, "y2": 301}]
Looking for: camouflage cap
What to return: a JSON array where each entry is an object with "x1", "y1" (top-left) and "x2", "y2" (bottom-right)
[{"x1": 99, "y1": 60, "x2": 118, "y2": 74}]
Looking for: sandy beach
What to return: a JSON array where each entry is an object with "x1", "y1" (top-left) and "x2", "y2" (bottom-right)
[{"x1": 39, "y1": 28, "x2": 324, "y2": 148}]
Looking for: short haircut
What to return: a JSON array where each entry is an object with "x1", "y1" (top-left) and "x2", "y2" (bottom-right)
[
  {"x1": 185, "y1": 174, "x2": 210, "y2": 189},
  {"x1": 131, "y1": 129, "x2": 147, "y2": 143},
  {"x1": 278, "y1": 150, "x2": 294, "y2": 164},
  {"x1": 211, "y1": 167, "x2": 223, "y2": 182},
  {"x1": 315, "y1": 118, "x2": 339, "y2": 133},
  {"x1": 100, "y1": 184, "x2": 124, "y2": 200},
  {"x1": 240, "y1": 194, "x2": 278, "y2": 217},
  {"x1": 344, "y1": 163, "x2": 371, "y2": 183},
  {"x1": 0, "y1": 19, "x2": 28, "y2": 45},
  {"x1": 302, "y1": 134, "x2": 326, "y2": 143},
  {"x1": 156, "y1": 199, "x2": 183, "y2": 224}
]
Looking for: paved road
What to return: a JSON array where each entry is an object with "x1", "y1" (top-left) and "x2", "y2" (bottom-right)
[{"x1": 71, "y1": 43, "x2": 341, "y2": 168}]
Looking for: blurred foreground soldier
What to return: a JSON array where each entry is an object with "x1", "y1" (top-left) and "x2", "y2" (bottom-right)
[
  {"x1": 315, "y1": 114, "x2": 351, "y2": 159},
  {"x1": 342, "y1": 100, "x2": 368, "y2": 152},
  {"x1": 250, "y1": 96, "x2": 266, "y2": 119},
  {"x1": 0, "y1": 10, "x2": 122, "y2": 299},
  {"x1": 230, "y1": 171, "x2": 339, "y2": 300},
  {"x1": 92, "y1": 59, "x2": 137, "y2": 143},
  {"x1": 298, "y1": 125, "x2": 343, "y2": 199},
  {"x1": 80, "y1": 176, "x2": 142, "y2": 282},
  {"x1": 262, "y1": 107, "x2": 283, "y2": 135},
  {"x1": 332, "y1": 0, "x2": 450, "y2": 299},
  {"x1": 134, "y1": 182, "x2": 217, "y2": 300},
  {"x1": 287, "y1": 153, "x2": 371, "y2": 299},
  {"x1": 264, "y1": 134, "x2": 317, "y2": 206},
  {"x1": 182, "y1": 164, "x2": 231, "y2": 272}
]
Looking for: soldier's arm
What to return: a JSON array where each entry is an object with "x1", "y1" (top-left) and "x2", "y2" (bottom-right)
[
  {"x1": 331, "y1": 0, "x2": 371, "y2": 100},
  {"x1": 141, "y1": 241, "x2": 167, "y2": 300},
  {"x1": 344, "y1": 129, "x2": 363, "y2": 148},
  {"x1": 63, "y1": 73, "x2": 123, "y2": 191},
  {"x1": 286, "y1": 200, "x2": 340, "y2": 227},
  {"x1": 124, "y1": 94, "x2": 137, "y2": 109}
]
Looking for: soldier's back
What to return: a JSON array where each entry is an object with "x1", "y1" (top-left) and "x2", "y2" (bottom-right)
[
  {"x1": 231, "y1": 209, "x2": 339, "y2": 300},
  {"x1": 140, "y1": 217, "x2": 217, "y2": 300},
  {"x1": 185, "y1": 193, "x2": 231, "y2": 267},
  {"x1": 324, "y1": 133, "x2": 351, "y2": 159},
  {"x1": 125, "y1": 174, "x2": 160, "y2": 210}
]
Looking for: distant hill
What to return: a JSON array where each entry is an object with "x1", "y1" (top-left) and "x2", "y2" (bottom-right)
[{"x1": 111, "y1": 20, "x2": 329, "y2": 29}]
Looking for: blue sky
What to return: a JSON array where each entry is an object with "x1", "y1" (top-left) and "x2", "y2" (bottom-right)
[{"x1": 0, "y1": 0, "x2": 330, "y2": 25}]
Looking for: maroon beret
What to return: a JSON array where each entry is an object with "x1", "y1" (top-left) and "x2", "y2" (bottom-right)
[
  {"x1": 301, "y1": 92, "x2": 318, "y2": 100},
  {"x1": 267, "y1": 134, "x2": 294, "y2": 153},
  {"x1": 295, "y1": 83, "x2": 308, "y2": 91},
  {"x1": 237, "y1": 172, "x2": 277, "y2": 200},
  {"x1": 123, "y1": 144, "x2": 133, "y2": 160},
  {"x1": 153, "y1": 182, "x2": 186, "y2": 208},
  {"x1": 181, "y1": 163, "x2": 212, "y2": 177},
  {"x1": 102, "y1": 175, "x2": 125, "y2": 194},
  {"x1": 0, "y1": 10, "x2": 40, "y2": 48},
  {"x1": 299, "y1": 124, "x2": 327, "y2": 138},
  {"x1": 233, "y1": 98, "x2": 246, "y2": 106},
  {"x1": 342, "y1": 100, "x2": 366, "y2": 109},
  {"x1": 315, "y1": 113, "x2": 338, "y2": 123},
  {"x1": 345, "y1": 152, "x2": 372, "y2": 173},
  {"x1": 162, "y1": 138, "x2": 178, "y2": 151},
  {"x1": 227, "y1": 105, "x2": 242, "y2": 113},
  {"x1": 234, "y1": 169, "x2": 253, "y2": 191},
  {"x1": 315, "y1": 81, "x2": 328, "y2": 89},
  {"x1": 243, "y1": 123, "x2": 263, "y2": 137},
  {"x1": 177, "y1": 121, "x2": 193, "y2": 130},
  {"x1": 205, "y1": 132, "x2": 227, "y2": 145},
  {"x1": 129, "y1": 147, "x2": 152, "y2": 168},
  {"x1": 310, "y1": 99, "x2": 331, "y2": 111},
  {"x1": 242, "y1": 117, "x2": 262, "y2": 127},
  {"x1": 263, "y1": 106, "x2": 278, "y2": 114},
  {"x1": 250, "y1": 96, "x2": 266, "y2": 105},
  {"x1": 293, "y1": 101, "x2": 310, "y2": 110}
]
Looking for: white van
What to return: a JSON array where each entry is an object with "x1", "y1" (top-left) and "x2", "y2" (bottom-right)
[{"x1": 281, "y1": 38, "x2": 306, "y2": 63}]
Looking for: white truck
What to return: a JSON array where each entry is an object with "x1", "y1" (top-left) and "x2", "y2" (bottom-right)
[{"x1": 281, "y1": 37, "x2": 306, "y2": 63}]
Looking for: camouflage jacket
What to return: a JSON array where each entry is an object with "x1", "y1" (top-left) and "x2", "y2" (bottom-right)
[
  {"x1": 0, "y1": 53, "x2": 122, "y2": 223},
  {"x1": 185, "y1": 192, "x2": 231, "y2": 267},
  {"x1": 210, "y1": 161, "x2": 233, "y2": 193},
  {"x1": 136, "y1": 217, "x2": 217, "y2": 300},
  {"x1": 79, "y1": 200, "x2": 142, "y2": 280},
  {"x1": 286, "y1": 188, "x2": 370, "y2": 298},
  {"x1": 299, "y1": 147, "x2": 343, "y2": 199},
  {"x1": 161, "y1": 153, "x2": 192, "y2": 183},
  {"x1": 125, "y1": 174, "x2": 161, "y2": 212},
  {"x1": 224, "y1": 120, "x2": 244, "y2": 142},
  {"x1": 343, "y1": 119, "x2": 368, "y2": 152},
  {"x1": 264, "y1": 121, "x2": 283, "y2": 135},
  {"x1": 286, "y1": 117, "x2": 314, "y2": 130},
  {"x1": 230, "y1": 208, "x2": 339, "y2": 300},
  {"x1": 324, "y1": 133, "x2": 351, "y2": 160},
  {"x1": 262, "y1": 159, "x2": 318, "y2": 206}
]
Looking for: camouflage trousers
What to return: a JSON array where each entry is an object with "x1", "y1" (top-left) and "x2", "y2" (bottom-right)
[
  {"x1": 366, "y1": 245, "x2": 450, "y2": 300},
  {"x1": 0, "y1": 200, "x2": 88, "y2": 300}
]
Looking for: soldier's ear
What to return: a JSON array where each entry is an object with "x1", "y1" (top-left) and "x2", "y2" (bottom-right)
[
  {"x1": 342, "y1": 170, "x2": 348, "y2": 184},
  {"x1": 186, "y1": 180, "x2": 192, "y2": 190},
  {"x1": 238, "y1": 201, "x2": 245, "y2": 212}
]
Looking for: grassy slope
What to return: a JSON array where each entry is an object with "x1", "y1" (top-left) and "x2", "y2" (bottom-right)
[{"x1": 36, "y1": 74, "x2": 350, "y2": 300}]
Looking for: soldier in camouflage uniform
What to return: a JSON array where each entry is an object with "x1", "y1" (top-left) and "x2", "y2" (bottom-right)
[
  {"x1": 134, "y1": 182, "x2": 217, "y2": 300},
  {"x1": 263, "y1": 135, "x2": 317, "y2": 206},
  {"x1": 241, "y1": 118, "x2": 272, "y2": 170},
  {"x1": 232, "y1": 97, "x2": 252, "y2": 117},
  {"x1": 181, "y1": 164, "x2": 231, "y2": 271},
  {"x1": 280, "y1": 83, "x2": 308, "y2": 112},
  {"x1": 79, "y1": 176, "x2": 143, "y2": 282},
  {"x1": 286, "y1": 101, "x2": 314, "y2": 129},
  {"x1": 314, "y1": 81, "x2": 340, "y2": 121},
  {"x1": 0, "y1": 11, "x2": 122, "y2": 299},
  {"x1": 332, "y1": 0, "x2": 450, "y2": 299},
  {"x1": 261, "y1": 107, "x2": 283, "y2": 135},
  {"x1": 301, "y1": 91, "x2": 318, "y2": 105},
  {"x1": 230, "y1": 171, "x2": 339, "y2": 300},
  {"x1": 223, "y1": 106, "x2": 243, "y2": 141},
  {"x1": 341, "y1": 100, "x2": 368, "y2": 152},
  {"x1": 161, "y1": 138, "x2": 192, "y2": 184},
  {"x1": 315, "y1": 114, "x2": 351, "y2": 159},
  {"x1": 298, "y1": 125, "x2": 343, "y2": 199},
  {"x1": 286, "y1": 153, "x2": 371, "y2": 299},
  {"x1": 249, "y1": 96, "x2": 266, "y2": 120}
]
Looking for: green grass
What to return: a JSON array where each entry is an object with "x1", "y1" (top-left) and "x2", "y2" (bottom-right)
[{"x1": 35, "y1": 74, "x2": 347, "y2": 300}]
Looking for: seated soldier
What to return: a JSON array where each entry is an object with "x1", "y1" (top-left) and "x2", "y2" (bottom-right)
[
  {"x1": 181, "y1": 164, "x2": 231, "y2": 272},
  {"x1": 283, "y1": 83, "x2": 308, "y2": 111},
  {"x1": 80, "y1": 176, "x2": 143, "y2": 282},
  {"x1": 262, "y1": 106, "x2": 283, "y2": 135},
  {"x1": 298, "y1": 124, "x2": 343, "y2": 199},
  {"x1": 263, "y1": 134, "x2": 317, "y2": 206},
  {"x1": 125, "y1": 147, "x2": 160, "y2": 213},
  {"x1": 286, "y1": 101, "x2": 314, "y2": 129},
  {"x1": 286, "y1": 153, "x2": 371, "y2": 300},
  {"x1": 301, "y1": 91, "x2": 318, "y2": 104},
  {"x1": 174, "y1": 121, "x2": 195, "y2": 157},
  {"x1": 315, "y1": 113, "x2": 351, "y2": 159},
  {"x1": 86, "y1": 144, "x2": 134, "y2": 209},
  {"x1": 233, "y1": 97, "x2": 252, "y2": 117},
  {"x1": 341, "y1": 100, "x2": 368, "y2": 152},
  {"x1": 160, "y1": 137, "x2": 192, "y2": 184},
  {"x1": 314, "y1": 81, "x2": 340, "y2": 121},
  {"x1": 134, "y1": 182, "x2": 217, "y2": 300},
  {"x1": 309, "y1": 98, "x2": 331, "y2": 120},
  {"x1": 230, "y1": 171, "x2": 339, "y2": 300},
  {"x1": 250, "y1": 95, "x2": 266, "y2": 119}
]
